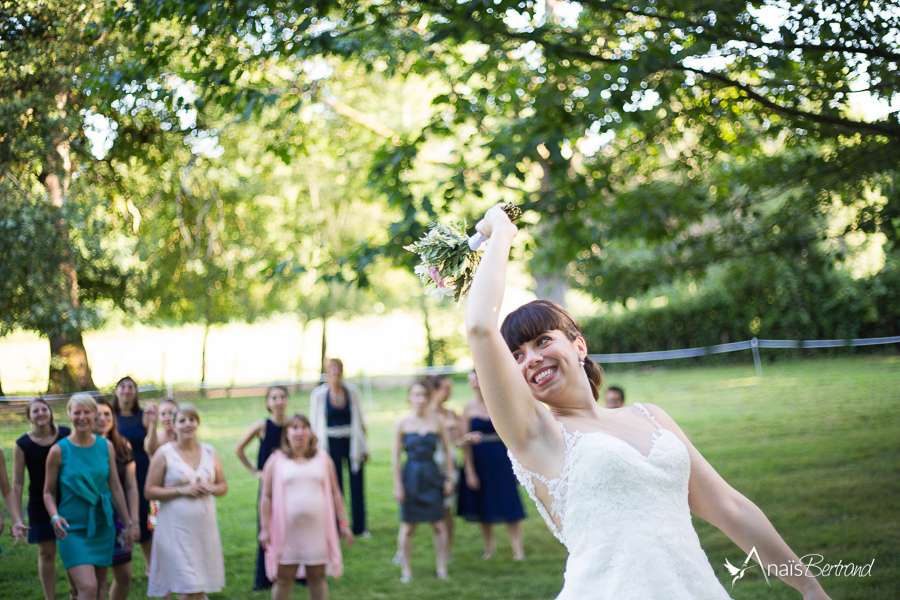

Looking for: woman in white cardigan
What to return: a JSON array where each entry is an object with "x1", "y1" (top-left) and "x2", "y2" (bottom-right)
[{"x1": 310, "y1": 358, "x2": 369, "y2": 535}]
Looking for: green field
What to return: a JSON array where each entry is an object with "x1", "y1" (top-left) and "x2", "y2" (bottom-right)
[{"x1": 1, "y1": 355, "x2": 898, "y2": 599}]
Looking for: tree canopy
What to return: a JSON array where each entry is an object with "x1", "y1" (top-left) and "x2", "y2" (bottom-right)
[{"x1": 101, "y1": 0, "x2": 899, "y2": 301}]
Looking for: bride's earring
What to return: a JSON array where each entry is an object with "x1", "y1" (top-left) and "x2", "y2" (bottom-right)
[{"x1": 579, "y1": 356, "x2": 585, "y2": 367}]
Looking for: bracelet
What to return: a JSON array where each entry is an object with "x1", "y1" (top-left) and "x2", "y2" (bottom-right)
[
  {"x1": 50, "y1": 514, "x2": 60, "y2": 524},
  {"x1": 174, "y1": 487, "x2": 181, "y2": 497},
  {"x1": 338, "y1": 520, "x2": 349, "y2": 528}
]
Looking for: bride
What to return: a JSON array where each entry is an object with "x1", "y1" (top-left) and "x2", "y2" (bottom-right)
[{"x1": 465, "y1": 204, "x2": 831, "y2": 600}]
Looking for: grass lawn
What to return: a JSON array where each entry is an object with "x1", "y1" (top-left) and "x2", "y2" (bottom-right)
[{"x1": 1, "y1": 355, "x2": 898, "y2": 599}]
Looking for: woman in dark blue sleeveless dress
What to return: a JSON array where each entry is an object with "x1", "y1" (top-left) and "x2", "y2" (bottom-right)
[
  {"x1": 457, "y1": 370, "x2": 526, "y2": 559},
  {"x1": 392, "y1": 380, "x2": 455, "y2": 582},
  {"x1": 235, "y1": 385, "x2": 290, "y2": 590},
  {"x1": 113, "y1": 376, "x2": 158, "y2": 571}
]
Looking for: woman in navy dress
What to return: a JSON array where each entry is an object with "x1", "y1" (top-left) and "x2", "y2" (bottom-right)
[
  {"x1": 457, "y1": 370, "x2": 526, "y2": 560},
  {"x1": 310, "y1": 358, "x2": 369, "y2": 535},
  {"x1": 113, "y1": 376, "x2": 158, "y2": 570},
  {"x1": 13, "y1": 397, "x2": 72, "y2": 600},
  {"x1": 235, "y1": 385, "x2": 290, "y2": 590},
  {"x1": 392, "y1": 380, "x2": 455, "y2": 582}
]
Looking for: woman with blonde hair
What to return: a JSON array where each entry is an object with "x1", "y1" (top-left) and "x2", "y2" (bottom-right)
[
  {"x1": 43, "y1": 393, "x2": 134, "y2": 600},
  {"x1": 145, "y1": 403, "x2": 227, "y2": 599},
  {"x1": 259, "y1": 413, "x2": 354, "y2": 600},
  {"x1": 154, "y1": 397, "x2": 179, "y2": 449},
  {"x1": 13, "y1": 397, "x2": 72, "y2": 599}
]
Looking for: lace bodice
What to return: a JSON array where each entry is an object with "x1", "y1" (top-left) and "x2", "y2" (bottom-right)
[{"x1": 508, "y1": 403, "x2": 731, "y2": 599}]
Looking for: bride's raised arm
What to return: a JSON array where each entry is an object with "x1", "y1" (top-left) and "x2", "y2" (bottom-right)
[{"x1": 465, "y1": 205, "x2": 551, "y2": 458}]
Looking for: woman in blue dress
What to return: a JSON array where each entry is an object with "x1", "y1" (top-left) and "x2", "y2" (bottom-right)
[
  {"x1": 113, "y1": 376, "x2": 157, "y2": 570},
  {"x1": 310, "y1": 358, "x2": 369, "y2": 535},
  {"x1": 43, "y1": 393, "x2": 134, "y2": 600},
  {"x1": 392, "y1": 380, "x2": 455, "y2": 582},
  {"x1": 457, "y1": 370, "x2": 526, "y2": 559}
]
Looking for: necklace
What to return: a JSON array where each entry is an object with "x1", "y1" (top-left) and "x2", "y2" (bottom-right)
[
  {"x1": 29, "y1": 425, "x2": 57, "y2": 445},
  {"x1": 328, "y1": 386, "x2": 347, "y2": 409},
  {"x1": 175, "y1": 443, "x2": 202, "y2": 469}
]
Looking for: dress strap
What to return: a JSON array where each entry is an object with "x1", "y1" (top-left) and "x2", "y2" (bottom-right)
[{"x1": 633, "y1": 403, "x2": 663, "y2": 431}]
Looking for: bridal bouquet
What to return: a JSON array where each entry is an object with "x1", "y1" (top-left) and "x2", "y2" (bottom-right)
[{"x1": 404, "y1": 204, "x2": 522, "y2": 301}]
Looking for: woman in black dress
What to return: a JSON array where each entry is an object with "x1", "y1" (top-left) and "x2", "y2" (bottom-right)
[
  {"x1": 12, "y1": 397, "x2": 72, "y2": 600},
  {"x1": 234, "y1": 385, "x2": 290, "y2": 591}
]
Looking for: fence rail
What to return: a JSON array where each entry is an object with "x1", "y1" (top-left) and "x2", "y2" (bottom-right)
[
  {"x1": 588, "y1": 335, "x2": 900, "y2": 378},
  {"x1": 3, "y1": 335, "x2": 898, "y2": 403}
]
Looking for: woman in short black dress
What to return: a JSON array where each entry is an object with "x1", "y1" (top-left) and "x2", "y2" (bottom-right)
[{"x1": 13, "y1": 397, "x2": 71, "y2": 600}]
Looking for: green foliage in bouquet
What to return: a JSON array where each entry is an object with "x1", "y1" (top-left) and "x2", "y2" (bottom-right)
[{"x1": 405, "y1": 204, "x2": 522, "y2": 302}]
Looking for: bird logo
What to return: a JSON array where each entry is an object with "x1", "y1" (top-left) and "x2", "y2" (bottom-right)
[{"x1": 724, "y1": 547, "x2": 770, "y2": 588}]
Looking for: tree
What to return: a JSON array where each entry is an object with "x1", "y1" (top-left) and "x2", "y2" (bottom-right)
[
  {"x1": 0, "y1": 0, "x2": 137, "y2": 391},
  {"x1": 103, "y1": 0, "x2": 899, "y2": 306}
]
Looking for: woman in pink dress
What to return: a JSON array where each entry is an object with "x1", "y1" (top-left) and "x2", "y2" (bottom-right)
[{"x1": 259, "y1": 414, "x2": 354, "y2": 600}]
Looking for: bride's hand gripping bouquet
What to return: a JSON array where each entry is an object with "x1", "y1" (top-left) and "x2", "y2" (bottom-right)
[{"x1": 404, "y1": 203, "x2": 521, "y2": 301}]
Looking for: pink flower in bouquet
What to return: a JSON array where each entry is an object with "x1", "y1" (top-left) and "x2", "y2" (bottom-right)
[{"x1": 414, "y1": 265, "x2": 456, "y2": 298}]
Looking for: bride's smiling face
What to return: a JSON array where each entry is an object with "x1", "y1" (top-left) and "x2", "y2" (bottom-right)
[{"x1": 513, "y1": 330, "x2": 586, "y2": 403}]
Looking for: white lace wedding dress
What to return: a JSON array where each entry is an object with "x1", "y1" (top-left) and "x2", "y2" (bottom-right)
[{"x1": 509, "y1": 403, "x2": 732, "y2": 599}]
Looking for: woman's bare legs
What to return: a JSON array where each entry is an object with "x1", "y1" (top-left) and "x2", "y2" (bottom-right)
[
  {"x1": 140, "y1": 538, "x2": 153, "y2": 575},
  {"x1": 306, "y1": 565, "x2": 328, "y2": 600},
  {"x1": 37, "y1": 540, "x2": 58, "y2": 600},
  {"x1": 478, "y1": 522, "x2": 496, "y2": 558},
  {"x1": 508, "y1": 520, "x2": 525, "y2": 559},
  {"x1": 398, "y1": 522, "x2": 416, "y2": 580},
  {"x1": 109, "y1": 561, "x2": 133, "y2": 600},
  {"x1": 272, "y1": 563, "x2": 298, "y2": 600},
  {"x1": 443, "y1": 507, "x2": 455, "y2": 556},
  {"x1": 67, "y1": 565, "x2": 107, "y2": 600},
  {"x1": 432, "y1": 520, "x2": 449, "y2": 577}
]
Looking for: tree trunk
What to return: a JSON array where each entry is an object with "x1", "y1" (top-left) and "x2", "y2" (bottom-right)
[
  {"x1": 47, "y1": 331, "x2": 96, "y2": 394},
  {"x1": 533, "y1": 273, "x2": 569, "y2": 307},
  {"x1": 421, "y1": 295, "x2": 435, "y2": 367},
  {"x1": 320, "y1": 316, "x2": 328, "y2": 374},
  {"x1": 42, "y1": 115, "x2": 93, "y2": 394},
  {"x1": 200, "y1": 322, "x2": 209, "y2": 396}
]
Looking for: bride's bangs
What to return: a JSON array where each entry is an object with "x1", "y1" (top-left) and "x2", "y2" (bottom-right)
[{"x1": 500, "y1": 300, "x2": 576, "y2": 351}]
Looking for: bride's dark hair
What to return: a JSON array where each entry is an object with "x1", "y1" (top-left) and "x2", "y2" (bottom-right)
[{"x1": 500, "y1": 300, "x2": 603, "y2": 401}]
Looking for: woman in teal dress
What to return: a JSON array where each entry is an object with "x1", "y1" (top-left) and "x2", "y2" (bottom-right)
[{"x1": 44, "y1": 393, "x2": 134, "y2": 600}]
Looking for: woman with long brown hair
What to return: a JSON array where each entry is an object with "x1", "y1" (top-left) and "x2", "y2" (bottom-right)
[
  {"x1": 95, "y1": 398, "x2": 140, "y2": 600},
  {"x1": 259, "y1": 413, "x2": 353, "y2": 600},
  {"x1": 13, "y1": 398, "x2": 73, "y2": 600},
  {"x1": 112, "y1": 376, "x2": 158, "y2": 568}
]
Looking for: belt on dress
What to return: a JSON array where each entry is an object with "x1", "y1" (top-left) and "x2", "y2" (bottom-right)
[{"x1": 327, "y1": 425, "x2": 352, "y2": 438}]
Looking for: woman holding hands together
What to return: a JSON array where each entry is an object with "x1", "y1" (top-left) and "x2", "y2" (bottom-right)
[
  {"x1": 145, "y1": 403, "x2": 227, "y2": 599},
  {"x1": 464, "y1": 204, "x2": 831, "y2": 600}
]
